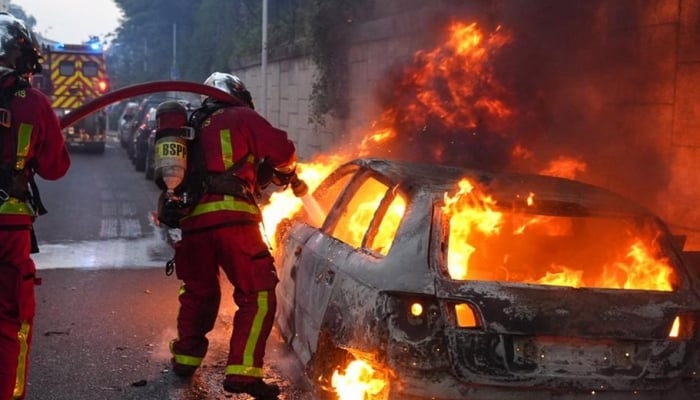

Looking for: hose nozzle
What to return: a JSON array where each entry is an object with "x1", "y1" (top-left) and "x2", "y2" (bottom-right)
[{"x1": 290, "y1": 173, "x2": 308, "y2": 198}]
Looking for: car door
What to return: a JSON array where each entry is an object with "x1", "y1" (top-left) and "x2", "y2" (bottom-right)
[
  {"x1": 294, "y1": 169, "x2": 402, "y2": 358},
  {"x1": 289, "y1": 167, "x2": 355, "y2": 363}
]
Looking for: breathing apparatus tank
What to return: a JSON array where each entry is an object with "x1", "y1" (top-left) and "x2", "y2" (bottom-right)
[
  {"x1": 153, "y1": 100, "x2": 195, "y2": 228},
  {"x1": 154, "y1": 101, "x2": 191, "y2": 194}
]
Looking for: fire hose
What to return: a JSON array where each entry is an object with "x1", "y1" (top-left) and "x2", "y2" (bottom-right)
[
  {"x1": 58, "y1": 80, "x2": 246, "y2": 130},
  {"x1": 58, "y1": 80, "x2": 324, "y2": 222}
]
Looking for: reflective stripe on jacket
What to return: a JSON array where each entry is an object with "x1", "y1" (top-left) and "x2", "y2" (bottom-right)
[
  {"x1": 0, "y1": 123, "x2": 33, "y2": 217},
  {"x1": 180, "y1": 106, "x2": 296, "y2": 233},
  {"x1": 0, "y1": 79, "x2": 70, "y2": 226}
]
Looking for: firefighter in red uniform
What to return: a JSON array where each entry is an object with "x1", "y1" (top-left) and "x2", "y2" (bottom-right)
[
  {"x1": 168, "y1": 72, "x2": 297, "y2": 399},
  {"x1": 0, "y1": 12, "x2": 71, "y2": 400}
]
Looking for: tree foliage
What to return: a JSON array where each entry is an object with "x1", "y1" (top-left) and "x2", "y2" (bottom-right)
[{"x1": 105, "y1": 0, "x2": 366, "y2": 119}]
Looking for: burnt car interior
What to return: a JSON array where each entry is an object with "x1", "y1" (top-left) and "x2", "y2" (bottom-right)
[
  {"x1": 437, "y1": 187, "x2": 680, "y2": 291},
  {"x1": 305, "y1": 166, "x2": 407, "y2": 257}
]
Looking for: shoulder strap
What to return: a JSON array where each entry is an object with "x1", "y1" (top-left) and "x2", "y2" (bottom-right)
[
  {"x1": 0, "y1": 74, "x2": 42, "y2": 213},
  {"x1": 0, "y1": 73, "x2": 29, "y2": 168}
]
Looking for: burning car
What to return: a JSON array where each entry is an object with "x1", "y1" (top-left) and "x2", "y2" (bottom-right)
[{"x1": 272, "y1": 157, "x2": 700, "y2": 400}]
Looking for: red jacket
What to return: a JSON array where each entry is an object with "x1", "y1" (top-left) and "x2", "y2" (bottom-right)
[
  {"x1": 180, "y1": 105, "x2": 296, "y2": 232},
  {"x1": 0, "y1": 74, "x2": 71, "y2": 226}
]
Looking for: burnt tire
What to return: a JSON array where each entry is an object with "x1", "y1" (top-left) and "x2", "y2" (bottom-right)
[
  {"x1": 305, "y1": 332, "x2": 353, "y2": 400},
  {"x1": 134, "y1": 153, "x2": 146, "y2": 172}
]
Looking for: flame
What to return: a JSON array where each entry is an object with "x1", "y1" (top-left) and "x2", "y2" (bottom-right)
[
  {"x1": 263, "y1": 20, "x2": 515, "y2": 244},
  {"x1": 596, "y1": 239, "x2": 675, "y2": 291},
  {"x1": 442, "y1": 177, "x2": 677, "y2": 291},
  {"x1": 323, "y1": 176, "x2": 407, "y2": 254},
  {"x1": 332, "y1": 359, "x2": 387, "y2": 400},
  {"x1": 364, "y1": 21, "x2": 513, "y2": 167},
  {"x1": 441, "y1": 178, "x2": 502, "y2": 279},
  {"x1": 261, "y1": 155, "x2": 343, "y2": 248},
  {"x1": 261, "y1": 19, "x2": 674, "y2": 293},
  {"x1": 540, "y1": 156, "x2": 587, "y2": 179}
]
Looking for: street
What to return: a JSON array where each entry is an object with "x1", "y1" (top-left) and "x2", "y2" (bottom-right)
[{"x1": 25, "y1": 135, "x2": 312, "y2": 400}]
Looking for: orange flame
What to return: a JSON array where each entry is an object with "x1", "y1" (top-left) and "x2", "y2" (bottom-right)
[
  {"x1": 442, "y1": 177, "x2": 677, "y2": 291},
  {"x1": 261, "y1": 155, "x2": 343, "y2": 248},
  {"x1": 540, "y1": 156, "x2": 587, "y2": 179},
  {"x1": 364, "y1": 21, "x2": 513, "y2": 166},
  {"x1": 441, "y1": 179, "x2": 502, "y2": 280},
  {"x1": 332, "y1": 359, "x2": 387, "y2": 400}
]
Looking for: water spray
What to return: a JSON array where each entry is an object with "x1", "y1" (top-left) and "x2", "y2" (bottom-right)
[{"x1": 290, "y1": 173, "x2": 325, "y2": 227}]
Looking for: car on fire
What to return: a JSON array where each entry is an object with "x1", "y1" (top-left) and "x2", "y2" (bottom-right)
[{"x1": 273, "y1": 158, "x2": 700, "y2": 400}]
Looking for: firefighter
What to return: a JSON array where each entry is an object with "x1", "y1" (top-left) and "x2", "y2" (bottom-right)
[
  {"x1": 0, "y1": 12, "x2": 70, "y2": 400},
  {"x1": 168, "y1": 72, "x2": 297, "y2": 399}
]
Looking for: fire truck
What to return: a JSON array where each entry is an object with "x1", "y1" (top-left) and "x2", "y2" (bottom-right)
[{"x1": 33, "y1": 37, "x2": 110, "y2": 153}]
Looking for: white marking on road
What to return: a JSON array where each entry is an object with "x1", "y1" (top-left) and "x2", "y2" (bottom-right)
[
  {"x1": 120, "y1": 218, "x2": 142, "y2": 238},
  {"x1": 120, "y1": 202, "x2": 137, "y2": 217},
  {"x1": 100, "y1": 218, "x2": 119, "y2": 238},
  {"x1": 34, "y1": 229, "x2": 173, "y2": 269}
]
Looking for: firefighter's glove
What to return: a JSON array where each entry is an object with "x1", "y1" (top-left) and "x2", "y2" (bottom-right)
[
  {"x1": 257, "y1": 160, "x2": 274, "y2": 189},
  {"x1": 290, "y1": 173, "x2": 308, "y2": 198},
  {"x1": 271, "y1": 169, "x2": 295, "y2": 187}
]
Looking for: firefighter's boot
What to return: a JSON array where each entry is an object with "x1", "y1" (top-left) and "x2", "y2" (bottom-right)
[
  {"x1": 223, "y1": 378, "x2": 280, "y2": 399},
  {"x1": 170, "y1": 357, "x2": 197, "y2": 378}
]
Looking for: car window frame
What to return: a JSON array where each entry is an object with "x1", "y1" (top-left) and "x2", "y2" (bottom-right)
[
  {"x1": 322, "y1": 167, "x2": 404, "y2": 256},
  {"x1": 309, "y1": 163, "x2": 359, "y2": 229},
  {"x1": 362, "y1": 183, "x2": 404, "y2": 256}
]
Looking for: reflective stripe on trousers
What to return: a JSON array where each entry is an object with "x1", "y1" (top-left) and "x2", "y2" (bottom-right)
[
  {"x1": 12, "y1": 322, "x2": 30, "y2": 399},
  {"x1": 225, "y1": 290, "x2": 274, "y2": 379}
]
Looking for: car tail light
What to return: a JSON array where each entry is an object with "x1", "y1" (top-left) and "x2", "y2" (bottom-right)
[
  {"x1": 453, "y1": 302, "x2": 481, "y2": 328},
  {"x1": 409, "y1": 302, "x2": 423, "y2": 317},
  {"x1": 668, "y1": 314, "x2": 696, "y2": 340},
  {"x1": 383, "y1": 293, "x2": 450, "y2": 370},
  {"x1": 385, "y1": 294, "x2": 441, "y2": 340}
]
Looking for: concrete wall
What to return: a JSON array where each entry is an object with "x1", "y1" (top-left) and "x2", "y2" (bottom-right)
[
  {"x1": 233, "y1": 0, "x2": 700, "y2": 249},
  {"x1": 234, "y1": 0, "x2": 451, "y2": 160}
]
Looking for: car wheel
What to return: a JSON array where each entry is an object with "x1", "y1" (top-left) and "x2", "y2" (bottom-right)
[
  {"x1": 144, "y1": 151, "x2": 154, "y2": 180},
  {"x1": 135, "y1": 152, "x2": 146, "y2": 172},
  {"x1": 306, "y1": 332, "x2": 354, "y2": 400}
]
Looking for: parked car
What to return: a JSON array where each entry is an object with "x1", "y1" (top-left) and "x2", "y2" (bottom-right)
[
  {"x1": 124, "y1": 95, "x2": 168, "y2": 162},
  {"x1": 273, "y1": 158, "x2": 700, "y2": 400},
  {"x1": 132, "y1": 105, "x2": 157, "y2": 172},
  {"x1": 117, "y1": 101, "x2": 139, "y2": 148}
]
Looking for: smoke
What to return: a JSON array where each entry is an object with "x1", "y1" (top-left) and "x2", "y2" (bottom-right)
[
  {"x1": 493, "y1": 0, "x2": 671, "y2": 209},
  {"x1": 152, "y1": 327, "x2": 179, "y2": 361},
  {"x1": 361, "y1": 0, "x2": 671, "y2": 211}
]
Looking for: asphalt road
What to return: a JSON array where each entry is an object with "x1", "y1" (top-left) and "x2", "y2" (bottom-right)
[
  {"x1": 22, "y1": 136, "x2": 314, "y2": 400},
  {"x1": 27, "y1": 268, "x2": 311, "y2": 400}
]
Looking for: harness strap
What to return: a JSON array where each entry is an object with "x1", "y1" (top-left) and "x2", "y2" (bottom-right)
[
  {"x1": 0, "y1": 168, "x2": 29, "y2": 201},
  {"x1": 0, "y1": 75, "x2": 42, "y2": 213},
  {"x1": 203, "y1": 152, "x2": 255, "y2": 198}
]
